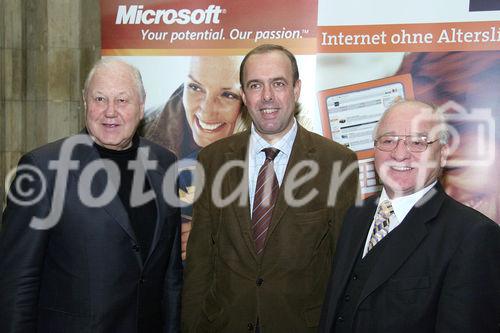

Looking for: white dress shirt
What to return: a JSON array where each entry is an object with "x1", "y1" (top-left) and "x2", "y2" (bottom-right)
[
  {"x1": 362, "y1": 181, "x2": 437, "y2": 257},
  {"x1": 248, "y1": 120, "x2": 297, "y2": 215}
]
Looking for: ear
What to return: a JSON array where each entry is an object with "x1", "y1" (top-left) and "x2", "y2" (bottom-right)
[
  {"x1": 440, "y1": 144, "x2": 449, "y2": 168},
  {"x1": 139, "y1": 101, "x2": 145, "y2": 120},
  {"x1": 293, "y1": 79, "x2": 301, "y2": 102},
  {"x1": 82, "y1": 92, "x2": 88, "y2": 114},
  {"x1": 240, "y1": 87, "x2": 247, "y2": 106}
]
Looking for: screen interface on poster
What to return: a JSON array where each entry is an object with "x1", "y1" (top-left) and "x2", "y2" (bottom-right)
[{"x1": 326, "y1": 82, "x2": 405, "y2": 152}]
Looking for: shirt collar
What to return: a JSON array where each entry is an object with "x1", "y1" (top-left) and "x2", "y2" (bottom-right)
[
  {"x1": 250, "y1": 119, "x2": 297, "y2": 158},
  {"x1": 379, "y1": 181, "x2": 437, "y2": 223}
]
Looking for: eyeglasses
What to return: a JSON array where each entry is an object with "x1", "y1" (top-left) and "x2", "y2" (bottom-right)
[{"x1": 374, "y1": 135, "x2": 439, "y2": 153}]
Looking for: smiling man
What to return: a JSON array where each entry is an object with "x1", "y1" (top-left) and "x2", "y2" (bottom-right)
[
  {"x1": 319, "y1": 100, "x2": 500, "y2": 333},
  {"x1": 182, "y1": 44, "x2": 359, "y2": 332},
  {"x1": 0, "y1": 58, "x2": 182, "y2": 332}
]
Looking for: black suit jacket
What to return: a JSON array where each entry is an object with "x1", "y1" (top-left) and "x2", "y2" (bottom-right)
[
  {"x1": 319, "y1": 183, "x2": 500, "y2": 333},
  {"x1": 0, "y1": 133, "x2": 182, "y2": 333}
]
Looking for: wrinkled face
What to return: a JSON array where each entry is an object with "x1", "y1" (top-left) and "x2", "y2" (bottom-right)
[
  {"x1": 183, "y1": 56, "x2": 242, "y2": 148},
  {"x1": 85, "y1": 63, "x2": 144, "y2": 150},
  {"x1": 374, "y1": 102, "x2": 449, "y2": 198},
  {"x1": 241, "y1": 51, "x2": 301, "y2": 144}
]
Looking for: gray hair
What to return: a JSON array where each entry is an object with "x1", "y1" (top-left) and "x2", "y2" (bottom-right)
[
  {"x1": 373, "y1": 99, "x2": 449, "y2": 144},
  {"x1": 83, "y1": 58, "x2": 146, "y2": 103}
]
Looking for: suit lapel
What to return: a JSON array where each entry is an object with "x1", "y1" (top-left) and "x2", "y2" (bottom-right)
[
  {"x1": 71, "y1": 135, "x2": 138, "y2": 245},
  {"x1": 336, "y1": 198, "x2": 378, "y2": 297},
  {"x1": 137, "y1": 142, "x2": 167, "y2": 264},
  {"x1": 265, "y1": 126, "x2": 314, "y2": 246},
  {"x1": 228, "y1": 127, "x2": 336, "y2": 259},
  {"x1": 71, "y1": 134, "x2": 172, "y2": 268},
  {"x1": 224, "y1": 132, "x2": 256, "y2": 262},
  {"x1": 322, "y1": 198, "x2": 377, "y2": 331},
  {"x1": 357, "y1": 184, "x2": 445, "y2": 307}
]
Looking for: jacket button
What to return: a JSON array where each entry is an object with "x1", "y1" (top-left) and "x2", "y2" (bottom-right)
[
  {"x1": 132, "y1": 244, "x2": 140, "y2": 252},
  {"x1": 256, "y1": 278, "x2": 263, "y2": 286},
  {"x1": 352, "y1": 274, "x2": 358, "y2": 280},
  {"x1": 247, "y1": 323, "x2": 254, "y2": 330},
  {"x1": 337, "y1": 315, "x2": 344, "y2": 322},
  {"x1": 345, "y1": 294, "x2": 351, "y2": 301}
]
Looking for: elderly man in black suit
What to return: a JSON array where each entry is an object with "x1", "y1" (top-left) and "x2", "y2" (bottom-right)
[
  {"x1": 0, "y1": 58, "x2": 182, "y2": 332},
  {"x1": 319, "y1": 100, "x2": 500, "y2": 333}
]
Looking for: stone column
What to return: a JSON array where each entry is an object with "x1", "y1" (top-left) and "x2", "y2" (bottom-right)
[
  {"x1": 1, "y1": 0, "x2": 101, "y2": 211},
  {"x1": 1, "y1": 0, "x2": 26, "y2": 209}
]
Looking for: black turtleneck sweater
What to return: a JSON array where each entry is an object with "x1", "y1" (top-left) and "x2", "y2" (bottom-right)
[{"x1": 94, "y1": 135, "x2": 157, "y2": 262}]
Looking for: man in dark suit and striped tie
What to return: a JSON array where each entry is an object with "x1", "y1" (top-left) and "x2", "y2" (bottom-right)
[{"x1": 319, "y1": 100, "x2": 500, "y2": 333}]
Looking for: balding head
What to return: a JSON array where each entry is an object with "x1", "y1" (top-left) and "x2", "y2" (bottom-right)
[{"x1": 83, "y1": 58, "x2": 146, "y2": 104}]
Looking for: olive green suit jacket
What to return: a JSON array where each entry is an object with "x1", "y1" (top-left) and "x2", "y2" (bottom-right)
[{"x1": 182, "y1": 126, "x2": 359, "y2": 333}]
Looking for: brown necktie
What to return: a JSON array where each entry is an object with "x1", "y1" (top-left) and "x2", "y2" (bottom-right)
[{"x1": 252, "y1": 148, "x2": 280, "y2": 255}]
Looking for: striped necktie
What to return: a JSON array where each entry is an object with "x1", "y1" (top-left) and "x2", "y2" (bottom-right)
[
  {"x1": 252, "y1": 148, "x2": 280, "y2": 255},
  {"x1": 367, "y1": 200, "x2": 394, "y2": 252}
]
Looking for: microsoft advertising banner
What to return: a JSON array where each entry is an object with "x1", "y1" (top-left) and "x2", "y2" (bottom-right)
[{"x1": 101, "y1": 0, "x2": 500, "y2": 224}]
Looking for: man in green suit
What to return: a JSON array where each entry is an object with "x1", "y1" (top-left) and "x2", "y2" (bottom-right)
[{"x1": 182, "y1": 44, "x2": 359, "y2": 333}]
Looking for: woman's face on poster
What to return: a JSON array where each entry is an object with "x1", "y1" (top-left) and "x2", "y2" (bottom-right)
[{"x1": 183, "y1": 56, "x2": 242, "y2": 147}]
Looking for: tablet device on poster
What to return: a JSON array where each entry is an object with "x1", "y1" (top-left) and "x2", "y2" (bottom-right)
[{"x1": 318, "y1": 74, "x2": 414, "y2": 197}]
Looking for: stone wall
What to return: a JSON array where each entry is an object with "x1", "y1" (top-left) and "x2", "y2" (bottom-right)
[{"x1": 1, "y1": 0, "x2": 101, "y2": 210}]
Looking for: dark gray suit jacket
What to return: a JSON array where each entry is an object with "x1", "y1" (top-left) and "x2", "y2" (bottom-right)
[
  {"x1": 319, "y1": 183, "x2": 500, "y2": 333},
  {"x1": 0, "y1": 133, "x2": 182, "y2": 333}
]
